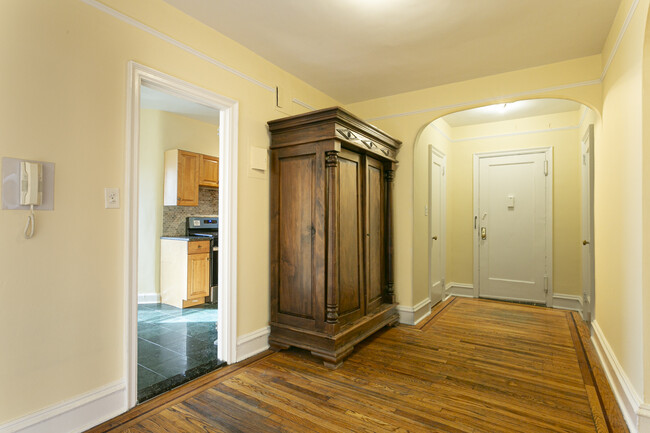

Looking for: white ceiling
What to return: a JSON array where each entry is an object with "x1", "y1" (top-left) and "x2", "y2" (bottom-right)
[
  {"x1": 163, "y1": 0, "x2": 621, "y2": 104},
  {"x1": 140, "y1": 86, "x2": 220, "y2": 126},
  {"x1": 443, "y1": 99, "x2": 583, "y2": 127}
]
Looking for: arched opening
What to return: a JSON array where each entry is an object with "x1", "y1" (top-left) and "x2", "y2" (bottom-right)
[{"x1": 412, "y1": 98, "x2": 598, "y2": 320}]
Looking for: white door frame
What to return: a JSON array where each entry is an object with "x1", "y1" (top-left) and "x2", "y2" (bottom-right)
[
  {"x1": 429, "y1": 146, "x2": 446, "y2": 302},
  {"x1": 581, "y1": 125, "x2": 595, "y2": 321},
  {"x1": 125, "y1": 62, "x2": 239, "y2": 408},
  {"x1": 472, "y1": 147, "x2": 553, "y2": 306}
]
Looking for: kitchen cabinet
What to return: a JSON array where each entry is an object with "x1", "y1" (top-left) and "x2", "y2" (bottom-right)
[
  {"x1": 164, "y1": 149, "x2": 200, "y2": 206},
  {"x1": 164, "y1": 150, "x2": 219, "y2": 206},
  {"x1": 267, "y1": 107, "x2": 401, "y2": 368},
  {"x1": 199, "y1": 154, "x2": 219, "y2": 187},
  {"x1": 161, "y1": 239, "x2": 210, "y2": 308}
]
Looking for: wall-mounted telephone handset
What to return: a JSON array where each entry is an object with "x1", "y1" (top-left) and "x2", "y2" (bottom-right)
[
  {"x1": 20, "y1": 161, "x2": 43, "y2": 206},
  {"x1": 20, "y1": 161, "x2": 43, "y2": 239}
]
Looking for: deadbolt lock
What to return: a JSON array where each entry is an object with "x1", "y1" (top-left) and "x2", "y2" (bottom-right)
[
  {"x1": 481, "y1": 227, "x2": 487, "y2": 240},
  {"x1": 583, "y1": 240, "x2": 590, "y2": 245},
  {"x1": 432, "y1": 236, "x2": 438, "y2": 240}
]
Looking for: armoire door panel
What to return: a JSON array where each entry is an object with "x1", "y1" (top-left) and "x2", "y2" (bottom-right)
[
  {"x1": 366, "y1": 157, "x2": 384, "y2": 312},
  {"x1": 278, "y1": 154, "x2": 316, "y2": 319},
  {"x1": 338, "y1": 150, "x2": 364, "y2": 321}
]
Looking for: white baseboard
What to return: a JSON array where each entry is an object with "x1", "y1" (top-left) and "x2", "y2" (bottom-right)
[
  {"x1": 444, "y1": 282, "x2": 474, "y2": 299},
  {"x1": 552, "y1": 294, "x2": 583, "y2": 316},
  {"x1": 236, "y1": 326, "x2": 270, "y2": 362},
  {"x1": 137, "y1": 293, "x2": 161, "y2": 304},
  {"x1": 397, "y1": 298, "x2": 431, "y2": 325},
  {"x1": 0, "y1": 380, "x2": 127, "y2": 433},
  {"x1": 591, "y1": 320, "x2": 649, "y2": 432}
]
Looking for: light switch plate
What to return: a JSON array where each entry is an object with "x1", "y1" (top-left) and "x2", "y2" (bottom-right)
[
  {"x1": 105, "y1": 188, "x2": 120, "y2": 209},
  {"x1": 250, "y1": 147, "x2": 268, "y2": 172}
]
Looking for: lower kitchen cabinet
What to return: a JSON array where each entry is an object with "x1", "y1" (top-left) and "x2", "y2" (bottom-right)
[{"x1": 161, "y1": 238, "x2": 210, "y2": 308}]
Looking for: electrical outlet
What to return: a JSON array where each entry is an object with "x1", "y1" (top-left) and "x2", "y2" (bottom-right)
[{"x1": 105, "y1": 188, "x2": 120, "y2": 209}]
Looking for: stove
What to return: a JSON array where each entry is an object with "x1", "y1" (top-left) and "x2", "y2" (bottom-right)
[{"x1": 186, "y1": 216, "x2": 218, "y2": 304}]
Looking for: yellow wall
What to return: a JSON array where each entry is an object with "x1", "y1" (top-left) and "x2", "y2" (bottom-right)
[
  {"x1": 457, "y1": 111, "x2": 582, "y2": 295},
  {"x1": 2, "y1": 0, "x2": 650, "y2": 426},
  {"x1": 346, "y1": 0, "x2": 650, "y2": 406},
  {"x1": 0, "y1": 0, "x2": 337, "y2": 424},
  {"x1": 345, "y1": 56, "x2": 602, "y2": 308},
  {"x1": 138, "y1": 109, "x2": 219, "y2": 297},
  {"x1": 412, "y1": 119, "x2": 452, "y2": 301},
  {"x1": 413, "y1": 110, "x2": 586, "y2": 307},
  {"x1": 596, "y1": 0, "x2": 649, "y2": 401}
]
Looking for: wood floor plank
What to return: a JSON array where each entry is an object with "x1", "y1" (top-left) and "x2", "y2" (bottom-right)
[{"x1": 90, "y1": 297, "x2": 629, "y2": 433}]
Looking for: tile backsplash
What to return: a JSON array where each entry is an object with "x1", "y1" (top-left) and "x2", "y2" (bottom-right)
[{"x1": 163, "y1": 187, "x2": 219, "y2": 236}]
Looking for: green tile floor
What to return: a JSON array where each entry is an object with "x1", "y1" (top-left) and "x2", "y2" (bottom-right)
[{"x1": 137, "y1": 303, "x2": 225, "y2": 402}]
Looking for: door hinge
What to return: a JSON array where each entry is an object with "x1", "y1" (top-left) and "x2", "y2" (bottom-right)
[
  {"x1": 544, "y1": 275, "x2": 549, "y2": 293},
  {"x1": 544, "y1": 160, "x2": 548, "y2": 176}
]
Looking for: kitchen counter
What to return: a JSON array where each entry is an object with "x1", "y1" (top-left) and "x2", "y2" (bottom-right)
[{"x1": 160, "y1": 236, "x2": 209, "y2": 241}]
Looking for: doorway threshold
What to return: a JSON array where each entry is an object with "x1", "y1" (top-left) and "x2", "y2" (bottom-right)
[{"x1": 138, "y1": 358, "x2": 226, "y2": 403}]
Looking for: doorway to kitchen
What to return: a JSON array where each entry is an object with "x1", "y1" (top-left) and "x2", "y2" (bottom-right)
[{"x1": 125, "y1": 62, "x2": 239, "y2": 407}]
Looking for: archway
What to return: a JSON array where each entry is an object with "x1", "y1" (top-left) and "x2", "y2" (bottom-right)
[{"x1": 411, "y1": 98, "x2": 598, "y2": 320}]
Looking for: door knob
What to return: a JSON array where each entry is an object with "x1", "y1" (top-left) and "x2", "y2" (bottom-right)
[
  {"x1": 481, "y1": 227, "x2": 487, "y2": 240},
  {"x1": 432, "y1": 236, "x2": 438, "y2": 240},
  {"x1": 583, "y1": 240, "x2": 590, "y2": 245}
]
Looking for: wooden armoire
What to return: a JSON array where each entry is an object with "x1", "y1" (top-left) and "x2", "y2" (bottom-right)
[{"x1": 267, "y1": 107, "x2": 401, "y2": 368}]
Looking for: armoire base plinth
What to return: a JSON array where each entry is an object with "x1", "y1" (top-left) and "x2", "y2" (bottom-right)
[{"x1": 269, "y1": 303, "x2": 399, "y2": 369}]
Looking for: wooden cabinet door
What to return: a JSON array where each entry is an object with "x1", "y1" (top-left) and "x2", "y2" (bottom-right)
[
  {"x1": 365, "y1": 156, "x2": 385, "y2": 313},
  {"x1": 177, "y1": 150, "x2": 200, "y2": 206},
  {"x1": 199, "y1": 155, "x2": 219, "y2": 187},
  {"x1": 187, "y1": 252, "x2": 210, "y2": 298},
  {"x1": 337, "y1": 150, "x2": 364, "y2": 324},
  {"x1": 271, "y1": 146, "x2": 324, "y2": 330}
]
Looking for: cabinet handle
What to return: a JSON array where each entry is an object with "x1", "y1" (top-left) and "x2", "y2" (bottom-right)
[{"x1": 366, "y1": 233, "x2": 370, "y2": 237}]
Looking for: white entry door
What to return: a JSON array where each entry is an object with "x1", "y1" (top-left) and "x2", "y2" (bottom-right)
[
  {"x1": 581, "y1": 126, "x2": 594, "y2": 321},
  {"x1": 429, "y1": 147, "x2": 445, "y2": 305},
  {"x1": 475, "y1": 150, "x2": 551, "y2": 304}
]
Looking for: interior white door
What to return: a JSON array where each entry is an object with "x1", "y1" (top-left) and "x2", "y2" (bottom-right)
[
  {"x1": 478, "y1": 152, "x2": 548, "y2": 303},
  {"x1": 581, "y1": 126, "x2": 594, "y2": 321},
  {"x1": 429, "y1": 149, "x2": 445, "y2": 305}
]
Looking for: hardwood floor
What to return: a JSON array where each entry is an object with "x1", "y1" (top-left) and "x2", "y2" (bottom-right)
[{"x1": 89, "y1": 297, "x2": 628, "y2": 432}]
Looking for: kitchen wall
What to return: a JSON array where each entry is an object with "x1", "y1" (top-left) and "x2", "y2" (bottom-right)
[
  {"x1": 162, "y1": 187, "x2": 219, "y2": 237},
  {"x1": 138, "y1": 108, "x2": 219, "y2": 299}
]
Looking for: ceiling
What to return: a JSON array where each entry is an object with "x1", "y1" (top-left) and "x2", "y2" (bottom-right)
[
  {"x1": 443, "y1": 99, "x2": 583, "y2": 127},
  {"x1": 140, "y1": 86, "x2": 220, "y2": 126},
  {"x1": 163, "y1": 0, "x2": 621, "y2": 104}
]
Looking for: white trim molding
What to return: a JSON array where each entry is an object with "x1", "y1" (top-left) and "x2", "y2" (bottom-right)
[
  {"x1": 591, "y1": 320, "x2": 649, "y2": 432},
  {"x1": 236, "y1": 326, "x2": 270, "y2": 362},
  {"x1": 137, "y1": 293, "x2": 161, "y2": 304},
  {"x1": 0, "y1": 381, "x2": 126, "y2": 433},
  {"x1": 125, "y1": 62, "x2": 239, "y2": 409},
  {"x1": 552, "y1": 294, "x2": 583, "y2": 316},
  {"x1": 444, "y1": 282, "x2": 475, "y2": 299},
  {"x1": 397, "y1": 298, "x2": 432, "y2": 325}
]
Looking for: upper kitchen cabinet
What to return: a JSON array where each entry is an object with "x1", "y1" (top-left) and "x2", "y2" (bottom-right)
[
  {"x1": 199, "y1": 154, "x2": 219, "y2": 188},
  {"x1": 164, "y1": 149, "x2": 200, "y2": 206}
]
